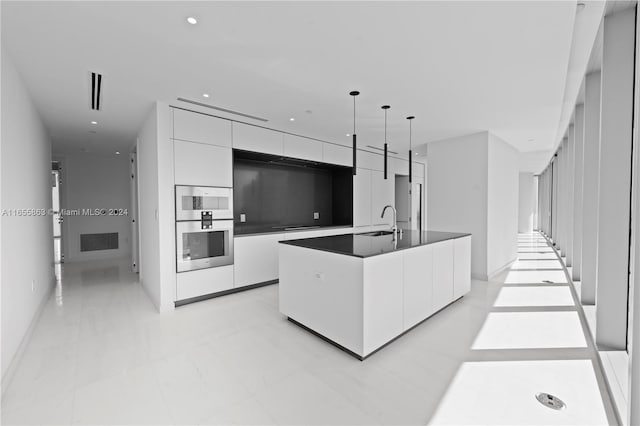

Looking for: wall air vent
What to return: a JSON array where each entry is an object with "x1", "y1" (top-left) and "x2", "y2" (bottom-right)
[
  {"x1": 90, "y1": 72, "x2": 103, "y2": 110},
  {"x1": 176, "y1": 97, "x2": 268, "y2": 122},
  {"x1": 80, "y1": 232, "x2": 118, "y2": 251}
]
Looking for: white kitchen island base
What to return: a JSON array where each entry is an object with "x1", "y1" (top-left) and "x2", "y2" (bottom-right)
[{"x1": 279, "y1": 231, "x2": 471, "y2": 360}]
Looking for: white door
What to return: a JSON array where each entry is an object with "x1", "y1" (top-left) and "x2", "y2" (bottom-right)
[
  {"x1": 130, "y1": 151, "x2": 139, "y2": 273},
  {"x1": 51, "y1": 166, "x2": 63, "y2": 265},
  {"x1": 411, "y1": 182, "x2": 422, "y2": 231}
]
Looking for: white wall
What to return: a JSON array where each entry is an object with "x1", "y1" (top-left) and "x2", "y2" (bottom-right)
[
  {"x1": 136, "y1": 102, "x2": 175, "y2": 312},
  {"x1": 595, "y1": 8, "x2": 635, "y2": 349},
  {"x1": 518, "y1": 172, "x2": 536, "y2": 233},
  {"x1": 427, "y1": 132, "x2": 488, "y2": 278},
  {"x1": 487, "y1": 134, "x2": 519, "y2": 276},
  {"x1": 137, "y1": 105, "x2": 162, "y2": 310},
  {"x1": 1, "y1": 51, "x2": 54, "y2": 381},
  {"x1": 427, "y1": 131, "x2": 519, "y2": 279},
  {"x1": 157, "y1": 103, "x2": 176, "y2": 312},
  {"x1": 58, "y1": 153, "x2": 131, "y2": 262}
]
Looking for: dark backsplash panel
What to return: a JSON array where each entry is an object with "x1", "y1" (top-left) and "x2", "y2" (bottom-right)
[{"x1": 233, "y1": 150, "x2": 353, "y2": 235}]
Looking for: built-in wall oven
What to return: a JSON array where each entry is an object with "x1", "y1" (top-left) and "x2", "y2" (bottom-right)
[
  {"x1": 176, "y1": 185, "x2": 233, "y2": 221},
  {"x1": 175, "y1": 186, "x2": 234, "y2": 272}
]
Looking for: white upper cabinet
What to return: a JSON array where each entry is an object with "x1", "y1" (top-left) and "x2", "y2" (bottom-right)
[
  {"x1": 173, "y1": 108, "x2": 231, "y2": 147},
  {"x1": 323, "y1": 143, "x2": 352, "y2": 167},
  {"x1": 413, "y1": 161, "x2": 425, "y2": 178},
  {"x1": 371, "y1": 170, "x2": 395, "y2": 226},
  {"x1": 233, "y1": 122, "x2": 284, "y2": 155},
  {"x1": 358, "y1": 150, "x2": 384, "y2": 171},
  {"x1": 283, "y1": 134, "x2": 323, "y2": 162},
  {"x1": 391, "y1": 157, "x2": 409, "y2": 176},
  {"x1": 174, "y1": 140, "x2": 232, "y2": 187},
  {"x1": 353, "y1": 168, "x2": 372, "y2": 227}
]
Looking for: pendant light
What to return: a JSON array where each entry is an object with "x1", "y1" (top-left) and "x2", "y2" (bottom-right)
[
  {"x1": 349, "y1": 91, "x2": 360, "y2": 175},
  {"x1": 382, "y1": 105, "x2": 390, "y2": 179},
  {"x1": 407, "y1": 116, "x2": 415, "y2": 183}
]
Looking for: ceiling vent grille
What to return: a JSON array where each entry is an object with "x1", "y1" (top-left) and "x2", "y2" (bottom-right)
[
  {"x1": 176, "y1": 97, "x2": 268, "y2": 122},
  {"x1": 90, "y1": 72, "x2": 103, "y2": 110}
]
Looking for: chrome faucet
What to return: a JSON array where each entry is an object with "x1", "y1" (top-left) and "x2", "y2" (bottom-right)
[{"x1": 381, "y1": 205, "x2": 399, "y2": 236}]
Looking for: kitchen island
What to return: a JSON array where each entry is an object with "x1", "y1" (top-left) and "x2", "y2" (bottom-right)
[{"x1": 278, "y1": 230, "x2": 471, "y2": 360}]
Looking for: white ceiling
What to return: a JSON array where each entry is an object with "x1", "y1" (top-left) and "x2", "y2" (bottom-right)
[
  {"x1": 553, "y1": 0, "x2": 605, "y2": 150},
  {"x1": 3, "y1": 1, "x2": 578, "y2": 158}
]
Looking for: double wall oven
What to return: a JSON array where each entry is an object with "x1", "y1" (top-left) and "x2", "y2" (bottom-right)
[{"x1": 175, "y1": 185, "x2": 233, "y2": 272}]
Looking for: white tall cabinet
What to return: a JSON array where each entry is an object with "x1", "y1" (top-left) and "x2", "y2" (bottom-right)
[
  {"x1": 173, "y1": 141, "x2": 232, "y2": 187},
  {"x1": 232, "y1": 122, "x2": 283, "y2": 155},
  {"x1": 173, "y1": 108, "x2": 232, "y2": 146}
]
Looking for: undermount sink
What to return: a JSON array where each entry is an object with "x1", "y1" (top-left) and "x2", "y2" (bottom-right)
[{"x1": 360, "y1": 230, "x2": 394, "y2": 237}]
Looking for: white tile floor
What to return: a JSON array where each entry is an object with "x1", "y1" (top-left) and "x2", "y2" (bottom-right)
[{"x1": 1, "y1": 233, "x2": 617, "y2": 425}]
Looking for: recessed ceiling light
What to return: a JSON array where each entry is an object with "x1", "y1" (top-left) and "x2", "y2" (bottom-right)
[
  {"x1": 346, "y1": 133, "x2": 350, "y2": 137},
  {"x1": 91, "y1": 121, "x2": 97, "y2": 125},
  {"x1": 115, "y1": 151, "x2": 120, "y2": 155},
  {"x1": 577, "y1": 3, "x2": 586, "y2": 11},
  {"x1": 415, "y1": 152, "x2": 419, "y2": 156},
  {"x1": 187, "y1": 16, "x2": 197, "y2": 25},
  {"x1": 289, "y1": 118, "x2": 295, "y2": 121},
  {"x1": 203, "y1": 93, "x2": 210, "y2": 98}
]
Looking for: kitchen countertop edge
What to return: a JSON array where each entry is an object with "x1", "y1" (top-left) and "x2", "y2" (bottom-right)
[{"x1": 278, "y1": 230, "x2": 472, "y2": 258}]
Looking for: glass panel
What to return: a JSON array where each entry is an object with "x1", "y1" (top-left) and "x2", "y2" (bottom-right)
[
  {"x1": 181, "y1": 196, "x2": 228, "y2": 211},
  {"x1": 182, "y1": 230, "x2": 226, "y2": 261}
]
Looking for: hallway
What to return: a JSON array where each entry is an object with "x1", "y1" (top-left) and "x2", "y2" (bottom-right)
[{"x1": 1, "y1": 233, "x2": 617, "y2": 425}]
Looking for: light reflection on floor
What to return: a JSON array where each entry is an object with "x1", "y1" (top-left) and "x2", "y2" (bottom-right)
[
  {"x1": 428, "y1": 232, "x2": 615, "y2": 425},
  {"x1": 472, "y1": 311, "x2": 587, "y2": 350},
  {"x1": 504, "y1": 269, "x2": 569, "y2": 284},
  {"x1": 511, "y1": 259, "x2": 564, "y2": 270},
  {"x1": 493, "y1": 286, "x2": 575, "y2": 307},
  {"x1": 1, "y1": 234, "x2": 616, "y2": 425},
  {"x1": 430, "y1": 360, "x2": 609, "y2": 425}
]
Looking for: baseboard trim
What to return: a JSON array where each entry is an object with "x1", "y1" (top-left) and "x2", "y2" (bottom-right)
[
  {"x1": 487, "y1": 258, "x2": 517, "y2": 280},
  {"x1": 471, "y1": 273, "x2": 488, "y2": 281},
  {"x1": 470, "y1": 258, "x2": 517, "y2": 282},
  {"x1": 287, "y1": 295, "x2": 466, "y2": 361},
  {"x1": 174, "y1": 279, "x2": 278, "y2": 307},
  {"x1": 1, "y1": 275, "x2": 55, "y2": 400}
]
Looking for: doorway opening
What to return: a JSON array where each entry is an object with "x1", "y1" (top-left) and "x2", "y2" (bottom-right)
[
  {"x1": 52, "y1": 161, "x2": 63, "y2": 280},
  {"x1": 394, "y1": 174, "x2": 423, "y2": 231},
  {"x1": 412, "y1": 181, "x2": 423, "y2": 231}
]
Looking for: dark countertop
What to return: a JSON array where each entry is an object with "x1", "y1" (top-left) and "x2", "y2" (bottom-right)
[
  {"x1": 279, "y1": 230, "x2": 471, "y2": 258},
  {"x1": 235, "y1": 224, "x2": 351, "y2": 238}
]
